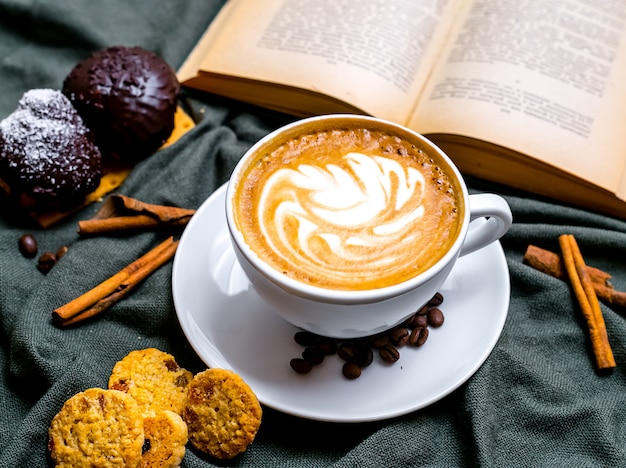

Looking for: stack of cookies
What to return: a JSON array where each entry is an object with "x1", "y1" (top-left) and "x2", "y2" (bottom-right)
[{"x1": 48, "y1": 348, "x2": 262, "y2": 467}]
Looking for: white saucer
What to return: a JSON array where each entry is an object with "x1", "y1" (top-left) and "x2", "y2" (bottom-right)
[{"x1": 172, "y1": 183, "x2": 510, "y2": 423}]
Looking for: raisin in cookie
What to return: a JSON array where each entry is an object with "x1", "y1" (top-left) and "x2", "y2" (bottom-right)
[
  {"x1": 108, "y1": 348, "x2": 193, "y2": 417},
  {"x1": 48, "y1": 387, "x2": 144, "y2": 468},
  {"x1": 139, "y1": 410, "x2": 188, "y2": 468},
  {"x1": 183, "y1": 368, "x2": 262, "y2": 460}
]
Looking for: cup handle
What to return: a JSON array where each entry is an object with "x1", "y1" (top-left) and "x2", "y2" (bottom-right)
[{"x1": 459, "y1": 194, "x2": 512, "y2": 257}]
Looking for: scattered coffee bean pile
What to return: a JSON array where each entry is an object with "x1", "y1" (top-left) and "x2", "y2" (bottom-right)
[
  {"x1": 18, "y1": 233, "x2": 68, "y2": 274},
  {"x1": 289, "y1": 292, "x2": 445, "y2": 380}
]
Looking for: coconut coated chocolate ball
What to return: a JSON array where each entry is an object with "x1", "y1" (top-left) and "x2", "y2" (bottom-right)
[
  {"x1": 62, "y1": 45, "x2": 180, "y2": 161},
  {"x1": 0, "y1": 89, "x2": 102, "y2": 209}
]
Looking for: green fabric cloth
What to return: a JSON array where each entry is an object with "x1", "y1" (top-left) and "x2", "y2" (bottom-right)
[{"x1": 1, "y1": 1, "x2": 626, "y2": 466}]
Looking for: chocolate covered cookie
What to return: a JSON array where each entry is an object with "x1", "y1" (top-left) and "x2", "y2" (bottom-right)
[
  {"x1": 62, "y1": 46, "x2": 180, "y2": 161},
  {"x1": 0, "y1": 89, "x2": 102, "y2": 210}
]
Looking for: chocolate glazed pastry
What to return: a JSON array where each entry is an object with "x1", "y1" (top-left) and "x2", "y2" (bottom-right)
[
  {"x1": 62, "y1": 46, "x2": 180, "y2": 161},
  {"x1": 0, "y1": 89, "x2": 102, "y2": 210}
]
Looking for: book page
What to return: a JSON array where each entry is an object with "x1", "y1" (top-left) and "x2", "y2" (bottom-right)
[
  {"x1": 184, "y1": 0, "x2": 462, "y2": 123},
  {"x1": 409, "y1": 0, "x2": 626, "y2": 195}
]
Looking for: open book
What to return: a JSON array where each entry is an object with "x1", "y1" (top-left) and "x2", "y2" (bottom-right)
[{"x1": 178, "y1": 0, "x2": 626, "y2": 220}]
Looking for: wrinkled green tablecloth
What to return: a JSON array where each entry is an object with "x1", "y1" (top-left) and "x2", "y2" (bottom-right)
[{"x1": 1, "y1": 1, "x2": 626, "y2": 466}]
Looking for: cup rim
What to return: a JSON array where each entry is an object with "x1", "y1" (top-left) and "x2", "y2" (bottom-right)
[{"x1": 225, "y1": 114, "x2": 470, "y2": 304}]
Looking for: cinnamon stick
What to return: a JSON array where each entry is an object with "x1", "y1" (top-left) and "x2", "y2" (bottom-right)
[
  {"x1": 523, "y1": 245, "x2": 626, "y2": 313},
  {"x1": 594, "y1": 283, "x2": 626, "y2": 312},
  {"x1": 53, "y1": 237, "x2": 179, "y2": 327},
  {"x1": 78, "y1": 195, "x2": 195, "y2": 235},
  {"x1": 558, "y1": 234, "x2": 616, "y2": 371},
  {"x1": 523, "y1": 245, "x2": 611, "y2": 284},
  {"x1": 78, "y1": 215, "x2": 189, "y2": 235}
]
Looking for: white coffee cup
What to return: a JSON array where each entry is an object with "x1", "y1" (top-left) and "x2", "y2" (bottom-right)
[{"x1": 225, "y1": 115, "x2": 512, "y2": 338}]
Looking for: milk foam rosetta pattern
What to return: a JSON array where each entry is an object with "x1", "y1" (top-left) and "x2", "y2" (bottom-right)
[{"x1": 257, "y1": 152, "x2": 427, "y2": 282}]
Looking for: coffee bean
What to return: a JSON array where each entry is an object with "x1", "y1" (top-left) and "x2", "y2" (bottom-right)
[
  {"x1": 342, "y1": 362, "x2": 362, "y2": 380},
  {"x1": 317, "y1": 339, "x2": 337, "y2": 355},
  {"x1": 416, "y1": 303, "x2": 429, "y2": 315},
  {"x1": 18, "y1": 234, "x2": 38, "y2": 258},
  {"x1": 427, "y1": 307, "x2": 445, "y2": 327},
  {"x1": 379, "y1": 344, "x2": 400, "y2": 363},
  {"x1": 370, "y1": 332, "x2": 390, "y2": 348},
  {"x1": 417, "y1": 327, "x2": 429, "y2": 346},
  {"x1": 290, "y1": 358, "x2": 313, "y2": 374},
  {"x1": 414, "y1": 314, "x2": 428, "y2": 328},
  {"x1": 429, "y1": 292, "x2": 444, "y2": 306},
  {"x1": 294, "y1": 331, "x2": 318, "y2": 346},
  {"x1": 390, "y1": 327, "x2": 409, "y2": 346},
  {"x1": 400, "y1": 313, "x2": 416, "y2": 328},
  {"x1": 354, "y1": 347, "x2": 374, "y2": 367},
  {"x1": 37, "y1": 251, "x2": 58, "y2": 274},
  {"x1": 302, "y1": 346, "x2": 325, "y2": 365},
  {"x1": 337, "y1": 343, "x2": 359, "y2": 362},
  {"x1": 409, "y1": 327, "x2": 429, "y2": 346}
]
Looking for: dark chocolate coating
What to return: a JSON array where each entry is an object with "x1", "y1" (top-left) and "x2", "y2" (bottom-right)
[
  {"x1": 0, "y1": 89, "x2": 102, "y2": 209},
  {"x1": 62, "y1": 46, "x2": 180, "y2": 161}
]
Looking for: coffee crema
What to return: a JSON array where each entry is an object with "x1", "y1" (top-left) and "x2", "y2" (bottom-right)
[{"x1": 232, "y1": 125, "x2": 464, "y2": 290}]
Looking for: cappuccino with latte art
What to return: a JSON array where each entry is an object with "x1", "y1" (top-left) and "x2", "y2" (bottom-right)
[{"x1": 231, "y1": 120, "x2": 464, "y2": 290}]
